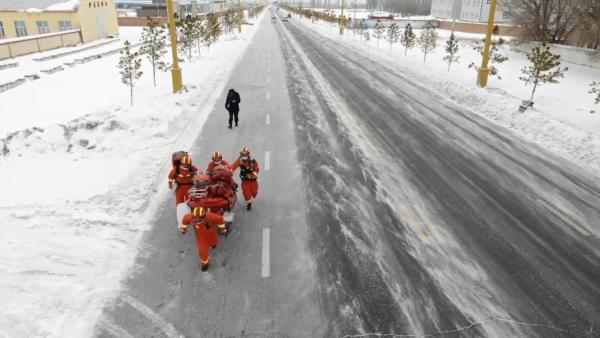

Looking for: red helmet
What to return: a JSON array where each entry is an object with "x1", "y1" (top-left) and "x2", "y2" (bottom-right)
[
  {"x1": 239, "y1": 147, "x2": 250, "y2": 157},
  {"x1": 212, "y1": 151, "x2": 223, "y2": 162}
]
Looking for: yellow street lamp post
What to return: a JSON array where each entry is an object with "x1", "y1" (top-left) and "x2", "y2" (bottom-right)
[
  {"x1": 167, "y1": 0, "x2": 183, "y2": 93},
  {"x1": 339, "y1": 0, "x2": 346, "y2": 35},
  {"x1": 476, "y1": 0, "x2": 497, "y2": 87}
]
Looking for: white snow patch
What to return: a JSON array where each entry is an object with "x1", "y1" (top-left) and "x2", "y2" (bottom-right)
[{"x1": 0, "y1": 13, "x2": 265, "y2": 338}]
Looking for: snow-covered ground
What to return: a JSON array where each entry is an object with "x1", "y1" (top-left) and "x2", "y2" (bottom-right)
[
  {"x1": 288, "y1": 12, "x2": 600, "y2": 171},
  {"x1": 0, "y1": 14, "x2": 264, "y2": 338}
]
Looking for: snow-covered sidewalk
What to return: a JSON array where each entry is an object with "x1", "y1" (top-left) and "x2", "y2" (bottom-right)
[
  {"x1": 289, "y1": 13, "x2": 600, "y2": 172},
  {"x1": 0, "y1": 14, "x2": 265, "y2": 338}
]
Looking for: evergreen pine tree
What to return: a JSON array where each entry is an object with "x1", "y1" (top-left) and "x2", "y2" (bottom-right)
[
  {"x1": 210, "y1": 13, "x2": 222, "y2": 43},
  {"x1": 590, "y1": 82, "x2": 600, "y2": 105},
  {"x1": 418, "y1": 21, "x2": 438, "y2": 63},
  {"x1": 361, "y1": 20, "x2": 369, "y2": 42},
  {"x1": 176, "y1": 14, "x2": 196, "y2": 60},
  {"x1": 386, "y1": 23, "x2": 400, "y2": 51},
  {"x1": 443, "y1": 32, "x2": 460, "y2": 71},
  {"x1": 519, "y1": 43, "x2": 568, "y2": 102},
  {"x1": 354, "y1": 19, "x2": 365, "y2": 39},
  {"x1": 373, "y1": 21, "x2": 385, "y2": 48},
  {"x1": 468, "y1": 26, "x2": 508, "y2": 79},
  {"x1": 194, "y1": 17, "x2": 205, "y2": 56},
  {"x1": 118, "y1": 40, "x2": 143, "y2": 106},
  {"x1": 140, "y1": 17, "x2": 169, "y2": 87},
  {"x1": 400, "y1": 23, "x2": 416, "y2": 56}
]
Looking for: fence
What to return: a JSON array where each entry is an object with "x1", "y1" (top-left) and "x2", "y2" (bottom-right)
[{"x1": 0, "y1": 30, "x2": 82, "y2": 60}]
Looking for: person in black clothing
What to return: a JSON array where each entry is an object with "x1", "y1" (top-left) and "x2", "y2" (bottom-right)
[{"x1": 225, "y1": 89, "x2": 241, "y2": 129}]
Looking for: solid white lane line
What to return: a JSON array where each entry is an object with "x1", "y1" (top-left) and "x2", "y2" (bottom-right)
[
  {"x1": 266, "y1": 114, "x2": 271, "y2": 126},
  {"x1": 265, "y1": 151, "x2": 271, "y2": 171},
  {"x1": 266, "y1": 91, "x2": 270, "y2": 100},
  {"x1": 267, "y1": 76, "x2": 271, "y2": 84},
  {"x1": 261, "y1": 228, "x2": 271, "y2": 278},
  {"x1": 122, "y1": 294, "x2": 184, "y2": 338},
  {"x1": 539, "y1": 199, "x2": 592, "y2": 236}
]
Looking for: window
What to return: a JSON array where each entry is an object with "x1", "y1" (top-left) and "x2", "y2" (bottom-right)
[
  {"x1": 0, "y1": 21, "x2": 5, "y2": 38},
  {"x1": 14, "y1": 21, "x2": 27, "y2": 37},
  {"x1": 37, "y1": 21, "x2": 50, "y2": 34},
  {"x1": 58, "y1": 21, "x2": 72, "y2": 31}
]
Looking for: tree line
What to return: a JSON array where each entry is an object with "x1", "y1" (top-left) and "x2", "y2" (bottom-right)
[
  {"x1": 510, "y1": 0, "x2": 600, "y2": 49},
  {"x1": 118, "y1": 5, "x2": 266, "y2": 105}
]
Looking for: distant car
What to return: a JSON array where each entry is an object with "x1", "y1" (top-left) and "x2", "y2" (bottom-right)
[
  {"x1": 281, "y1": 18, "x2": 288, "y2": 22},
  {"x1": 287, "y1": 13, "x2": 291, "y2": 18},
  {"x1": 271, "y1": 16, "x2": 276, "y2": 19}
]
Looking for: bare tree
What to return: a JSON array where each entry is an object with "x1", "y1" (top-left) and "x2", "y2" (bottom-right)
[
  {"x1": 572, "y1": 0, "x2": 600, "y2": 49},
  {"x1": 511, "y1": 0, "x2": 580, "y2": 44}
]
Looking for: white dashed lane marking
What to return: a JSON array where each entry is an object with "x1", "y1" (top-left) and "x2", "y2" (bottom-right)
[
  {"x1": 261, "y1": 228, "x2": 271, "y2": 278},
  {"x1": 266, "y1": 114, "x2": 271, "y2": 126},
  {"x1": 265, "y1": 151, "x2": 271, "y2": 171}
]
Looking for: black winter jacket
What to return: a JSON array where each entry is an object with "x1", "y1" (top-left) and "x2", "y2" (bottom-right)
[{"x1": 225, "y1": 90, "x2": 241, "y2": 112}]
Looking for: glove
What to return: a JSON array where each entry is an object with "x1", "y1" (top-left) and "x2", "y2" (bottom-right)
[
  {"x1": 168, "y1": 180, "x2": 174, "y2": 189},
  {"x1": 179, "y1": 224, "x2": 188, "y2": 235}
]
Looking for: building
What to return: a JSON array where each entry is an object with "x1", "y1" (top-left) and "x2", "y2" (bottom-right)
[
  {"x1": 430, "y1": 0, "x2": 512, "y2": 23},
  {"x1": 136, "y1": 0, "x2": 228, "y2": 17},
  {"x1": 0, "y1": 0, "x2": 119, "y2": 42}
]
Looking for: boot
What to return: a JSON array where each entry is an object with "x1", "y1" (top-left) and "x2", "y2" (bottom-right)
[
  {"x1": 246, "y1": 202, "x2": 252, "y2": 211},
  {"x1": 201, "y1": 263, "x2": 209, "y2": 271},
  {"x1": 228, "y1": 125, "x2": 232, "y2": 129}
]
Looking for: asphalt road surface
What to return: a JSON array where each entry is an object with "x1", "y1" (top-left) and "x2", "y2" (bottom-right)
[{"x1": 96, "y1": 9, "x2": 600, "y2": 338}]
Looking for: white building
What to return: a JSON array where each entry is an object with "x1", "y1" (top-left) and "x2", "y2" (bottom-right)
[{"x1": 431, "y1": 0, "x2": 512, "y2": 23}]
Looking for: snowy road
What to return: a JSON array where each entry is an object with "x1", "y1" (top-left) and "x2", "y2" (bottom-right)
[{"x1": 97, "y1": 9, "x2": 600, "y2": 338}]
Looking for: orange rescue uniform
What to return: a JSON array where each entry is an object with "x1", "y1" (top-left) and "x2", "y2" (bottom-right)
[
  {"x1": 168, "y1": 165, "x2": 198, "y2": 204},
  {"x1": 182, "y1": 208, "x2": 224, "y2": 267},
  {"x1": 230, "y1": 157, "x2": 260, "y2": 203}
]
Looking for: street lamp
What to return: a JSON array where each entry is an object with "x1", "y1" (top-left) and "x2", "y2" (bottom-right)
[
  {"x1": 476, "y1": 0, "x2": 498, "y2": 87},
  {"x1": 166, "y1": 0, "x2": 183, "y2": 93}
]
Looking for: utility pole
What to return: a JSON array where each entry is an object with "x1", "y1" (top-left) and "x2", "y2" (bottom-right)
[
  {"x1": 476, "y1": 0, "x2": 497, "y2": 87},
  {"x1": 166, "y1": 0, "x2": 183, "y2": 92},
  {"x1": 339, "y1": 0, "x2": 345, "y2": 34}
]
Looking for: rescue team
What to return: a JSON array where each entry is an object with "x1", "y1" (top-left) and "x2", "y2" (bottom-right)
[{"x1": 168, "y1": 147, "x2": 260, "y2": 271}]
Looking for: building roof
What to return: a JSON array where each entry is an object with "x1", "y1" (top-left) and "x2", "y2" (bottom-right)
[{"x1": 0, "y1": 0, "x2": 81, "y2": 12}]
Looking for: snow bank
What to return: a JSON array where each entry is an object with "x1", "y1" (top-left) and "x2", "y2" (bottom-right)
[
  {"x1": 297, "y1": 18, "x2": 600, "y2": 172},
  {"x1": 0, "y1": 15, "x2": 264, "y2": 338}
]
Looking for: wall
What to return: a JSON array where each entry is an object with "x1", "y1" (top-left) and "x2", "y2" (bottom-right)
[
  {"x1": 0, "y1": 11, "x2": 78, "y2": 39},
  {"x1": 438, "y1": 19, "x2": 523, "y2": 37},
  {"x1": 77, "y1": 0, "x2": 119, "y2": 42},
  {"x1": 0, "y1": 30, "x2": 82, "y2": 59}
]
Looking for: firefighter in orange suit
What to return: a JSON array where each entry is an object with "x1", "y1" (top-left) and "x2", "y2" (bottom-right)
[
  {"x1": 168, "y1": 154, "x2": 198, "y2": 228},
  {"x1": 206, "y1": 151, "x2": 230, "y2": 173},
  {"x1": 181, "y1": 206, "x2": 223, "y2": 271},
  {"x1": 230, "y1": 147, "x2": 260, "y2": 211}
]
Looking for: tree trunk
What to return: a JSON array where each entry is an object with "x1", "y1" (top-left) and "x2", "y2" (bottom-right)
[
  {"x1": 448, "y1": 60, "x2": 451, "y2": 72},
  {"x1": 389, "y1": 42, "x2": 392, "y2": 51},
  {"x1": 404, "y1": 45, "x2": 408, "y2": 56},
  {"x1": 152, "y1": 58, "x2": 156, "y2": 87},
  {"x1": 530, "y1": 78, "x2": 539, "y2": 102},
  {"x1": 130, "y1": 80, "x2": 133, "y2": 106},
  {"x1": 423, "y1": 51, "x2": 427, "y2": 63}
]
